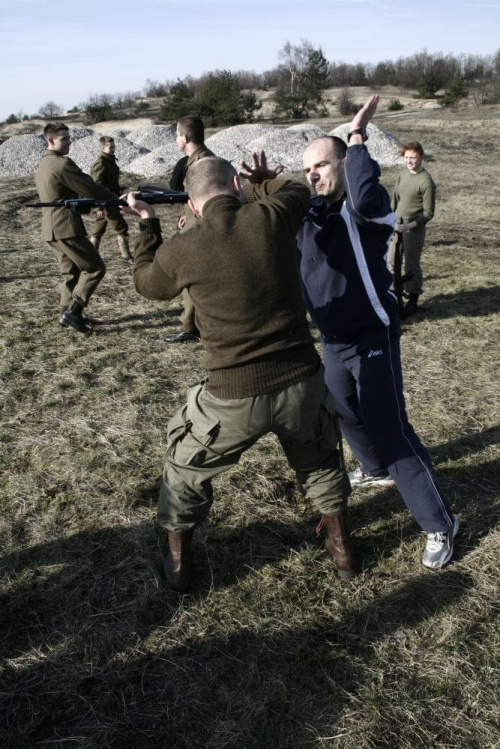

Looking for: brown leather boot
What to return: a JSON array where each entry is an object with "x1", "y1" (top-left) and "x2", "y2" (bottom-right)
[
  {"x1": 163, "y1": 528, "x2": 194, "y2": 592},
  {"x1": 317, "y1": 511, "x2": 356, "y2": 579}
]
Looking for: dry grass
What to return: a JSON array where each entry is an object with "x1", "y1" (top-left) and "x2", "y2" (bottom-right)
[{"x1": 1, "y1": 106, "x2": 499, "y2": 749}]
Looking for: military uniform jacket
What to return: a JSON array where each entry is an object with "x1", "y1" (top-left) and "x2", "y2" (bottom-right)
[
  {"x1": 35, "y1": 150, "x2": 118, "y2": 241},
  {"x1": 91, "y1": 153, "x2": 121, "y2": 195}
]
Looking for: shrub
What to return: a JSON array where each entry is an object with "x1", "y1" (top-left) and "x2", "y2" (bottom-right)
[
  {"x1": 337, "y1": 88, "x2": 359, "y2": 116},
  {"x1": 388, "y1": 99, "x2": 404, "y2": 111}
]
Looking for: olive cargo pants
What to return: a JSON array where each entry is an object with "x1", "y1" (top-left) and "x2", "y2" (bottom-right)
[
  {"x1": 388, "y1": 226, "x2": 426, "y2": 295},
  {"x1": 157, "y1": 367, "x2": 351, "y2": 532},
  {"x1": 50, "y1": 236, "x2": 106, "y2": 309}
]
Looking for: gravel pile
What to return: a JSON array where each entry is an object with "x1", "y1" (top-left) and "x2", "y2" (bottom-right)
[
  {"x1": 286, "y1": 123, "x2": 328, "y2": 139},
  {"x1": 127, "y1": 142, "x2": 181, "y2": 176},
  {"x1": 329, "y1": 122, "x2": 402, "y2": 166},
  {"x1": 0, "y1": 134, "x2": 46, "y2": 176},
  {"x1": 103, "y1": 128, "x2": 132, "y2": 139},
  {"x1": 126, "y1": 125, "x2": 176, "y2": 150},
  {"x1": 68, "y1": 135, "x2": 148, "y2": 174},
  {"x1": 206, "y1": 123, "x2": 275, "y2": 163},
  {"x1": 243, "y1": 125, "x2": 329, "y2": 171},
  {"x1": 0, "y1": 121, "x2": 403, "y2": 178}
]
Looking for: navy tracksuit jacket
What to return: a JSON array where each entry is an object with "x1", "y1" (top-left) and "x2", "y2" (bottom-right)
[{"x1": 296, "y1": 144, "x2": 453, "y2": 532}]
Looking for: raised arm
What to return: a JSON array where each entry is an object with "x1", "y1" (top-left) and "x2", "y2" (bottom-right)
[{"x1": 343, "y1": 96, "x2": 393, "y2": 223}]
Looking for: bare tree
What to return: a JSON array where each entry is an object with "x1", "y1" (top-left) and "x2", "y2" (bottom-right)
[{"x1": 38, "y1": 101, "x2": 64, "y2": 118}]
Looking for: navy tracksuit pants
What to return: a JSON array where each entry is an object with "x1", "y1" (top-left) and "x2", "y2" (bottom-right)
[{"x1": 322, "y1": 329, "x2": 454, "y2": 533}]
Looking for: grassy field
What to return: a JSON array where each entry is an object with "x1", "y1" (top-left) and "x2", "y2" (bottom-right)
[{"x1": 1, "y1": 107, "x2": 499, "y2": 748}]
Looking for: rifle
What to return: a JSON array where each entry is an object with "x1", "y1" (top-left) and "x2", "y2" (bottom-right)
[
  {"x1": 25, "y1": 188, "x2": 189, "y2": 215},
  {"x1": 392, "y1": 231, "x2": 413, "y2": 320}
]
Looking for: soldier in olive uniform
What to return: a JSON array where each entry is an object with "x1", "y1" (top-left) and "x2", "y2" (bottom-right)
[
  {"x1": 35, "y1": 123, "x2": 121, "y2": 334},
  {"x1": 165, "y1": 116, "x2": 216, "y2": 343},
  {"x1": 89, "y1": 136, "x2": 133, "y2": 265}
]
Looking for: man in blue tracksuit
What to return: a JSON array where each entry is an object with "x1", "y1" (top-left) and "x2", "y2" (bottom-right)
[{"x1": 296, "y1": 96, "x2": 458, "y2": 569}]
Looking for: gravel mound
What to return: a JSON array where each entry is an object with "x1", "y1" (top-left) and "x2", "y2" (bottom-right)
[
  {"x1": 206, "y1": 123, "x2": 276, "y2": 163},
  {"x1": 243, "y1": 126, "x2": 329, "y2": 171},
  {"x1": 126, "y1": 125, "x2": 176, "y2": 150},
  {"x1": 128, "y1": 142, "x2": 181, "y2": 177},
  {"x1": 0, "y1": 120, "x2": 403, "y2": 178},
  {"x1": 102, "y1": 128, "x2": 132, "y2": 139},
  {"x1": 286, "y1": 123, "x2": 328, "y2": 139},
  {"x1": 0, "y1": 134, "x2": 46, "y2": 176},
  {"x1": 68, "y1": 135, "x2": 149, "y2": 174},
  {"x1": 70, "y1": 127, "x2": 96, "y2": 141},
  {"x1": 329, "y1": 122, "x2": 402, "y2": 166}
]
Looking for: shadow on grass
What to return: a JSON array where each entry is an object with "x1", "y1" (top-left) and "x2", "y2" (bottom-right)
[
  {"x1": 0, "y1": 518, "x2": 475, "y2": 749},
  {"x1": 404, "y1": 285, "x2": 500, "y2": 321},
  {"x1": 0, "y1": 273, "x2": 58, "y2": 283},
  {"x1": 432, "y1": 424, "x2": 500, "y2": 464}
]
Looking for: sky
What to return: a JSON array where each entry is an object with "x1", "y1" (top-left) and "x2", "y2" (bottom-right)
[{"x1": 1, "y1": 0, "x2": 499, "y2": 121}]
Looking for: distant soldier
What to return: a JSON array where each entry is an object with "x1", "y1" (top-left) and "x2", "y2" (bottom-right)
[
  {"x1": 388, "y1": 142, "x2": 436, "y2": 316},
  {"x1": 35, "y1": 123, "x2": 121, "y2": 334},
  {"x1": 89, "y1": 136, "x2": 134, "y2": 265},
  {"x1": 165, "y1": 116, "x2": 216, "y2": 343}
]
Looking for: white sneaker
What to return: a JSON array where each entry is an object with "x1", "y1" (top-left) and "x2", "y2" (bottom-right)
[
  {"x1": 348, "y1": 467, "x2": 394, "y2": 488},
  {"x1": 422, "y1": 515, "x2": 459, "y2": 569}
]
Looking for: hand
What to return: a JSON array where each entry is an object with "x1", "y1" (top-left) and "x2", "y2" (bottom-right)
[
  {"x1": 350, "y1": 95, "x2": 379, "y2": 132},
  {"x1": 239, "y1": 150, "x2": 284, "y2": 184},
  {"x1": 120, "y1": 191, "x2": 156, "y2": 219},
  {"x1": 396, "y1": 222, "x2": 415, "y2": 233}
]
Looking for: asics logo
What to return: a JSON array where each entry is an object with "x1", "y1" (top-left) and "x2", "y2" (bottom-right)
[{"x1": 368, "y1": 349, "x2": 383, "y2": 358}]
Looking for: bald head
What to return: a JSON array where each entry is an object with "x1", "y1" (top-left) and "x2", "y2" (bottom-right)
[
  {"x1": 185, "y1": 157, "x2": 240, "y2": 212},
  {"x1": 303, "y1": 136, "x2": 347, "y2": 202}
]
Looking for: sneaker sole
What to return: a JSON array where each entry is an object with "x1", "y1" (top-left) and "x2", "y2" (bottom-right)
[{"x1": 351, "y1": 477, "x2": 395, "y2": 488}]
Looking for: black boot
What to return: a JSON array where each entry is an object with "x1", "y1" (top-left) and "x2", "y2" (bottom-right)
[
  {"x1": 404, "y1": 294, "x2": 420, "y2": 317},
  {"x1": 163, "y1": 528, "x2": 195, "y2": 592},
  {"x1": 59, "y1": 301, "x2": 93, "y2": 334},
  {"x1": 317, "y1": 511, "x2": 357, "y2": 579}
]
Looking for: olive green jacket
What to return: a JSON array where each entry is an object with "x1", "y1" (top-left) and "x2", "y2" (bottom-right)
[
  {"x1": 133, "y1": 177, "x2": 318, "y2": 398},
  {"x1": 91, "y1": 153, "x2": 121, "y2": 195},
  {"x1": 35, "y1": 149, "x2": 119, "y2": 241}
]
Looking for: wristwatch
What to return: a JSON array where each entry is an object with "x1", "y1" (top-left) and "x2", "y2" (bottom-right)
[{"x1": 347, "y1": 128, "x2": 368, "y2": 143}]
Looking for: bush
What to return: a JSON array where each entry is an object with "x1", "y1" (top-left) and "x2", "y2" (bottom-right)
[
  {"x1": 388, "y1": 99, "x2": 404, "y2": 111},
  {"x1": 5, "y1": 113, "x2": 20, "y2": 124},
  {"x1": 83, "y1": 103, "x2": 114, "y2": 125},
  {"x1": 337, "y1": 88, "x2": 358, "y2": 116}
]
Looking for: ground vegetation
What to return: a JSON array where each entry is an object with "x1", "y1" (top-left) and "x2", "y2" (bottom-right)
[{"x1": 0, "y1": 105, "x2": 499, "y2": 748}]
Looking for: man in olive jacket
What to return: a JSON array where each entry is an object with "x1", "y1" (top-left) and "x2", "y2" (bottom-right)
[
  {"x1": 124, "y1": 155, "x2": 353, "y2": 591},
  {"x1": 165, "y1": 116, "x2": 216, "y2": 343},
  {"x1": 35, "y1": 122, "x2": 120, "y2": 334},
  {"x1": 89, "y1": 136, "x2": 133, "y2": 265}
]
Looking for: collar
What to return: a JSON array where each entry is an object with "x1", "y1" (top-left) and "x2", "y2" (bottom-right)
[{"x1": 201, "y1": 193, "x2": 241, "y2": 217}]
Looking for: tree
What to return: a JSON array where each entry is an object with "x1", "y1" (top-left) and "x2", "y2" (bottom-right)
[
  {"x1": 38, "y1": 101, "x2": 64, "y2": 118},
  {"x1": 197, "y1": 71, "x2": 245, "y2": 126},
  {"x1": 417, "y1": 72, "x2": 441, "y2": 98},
  {"x1": 274, "y1": 40, "x2": 329, "y2": 118},
  {"x1": 160, "y1": 79, "x2": 195, "y2": 123},
  {"x1": 5, "y1": 113, "x2": 20, "y2": 124},
  {"x1": 441, "y1": 78, "x2": 468, "y2": 107}
]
